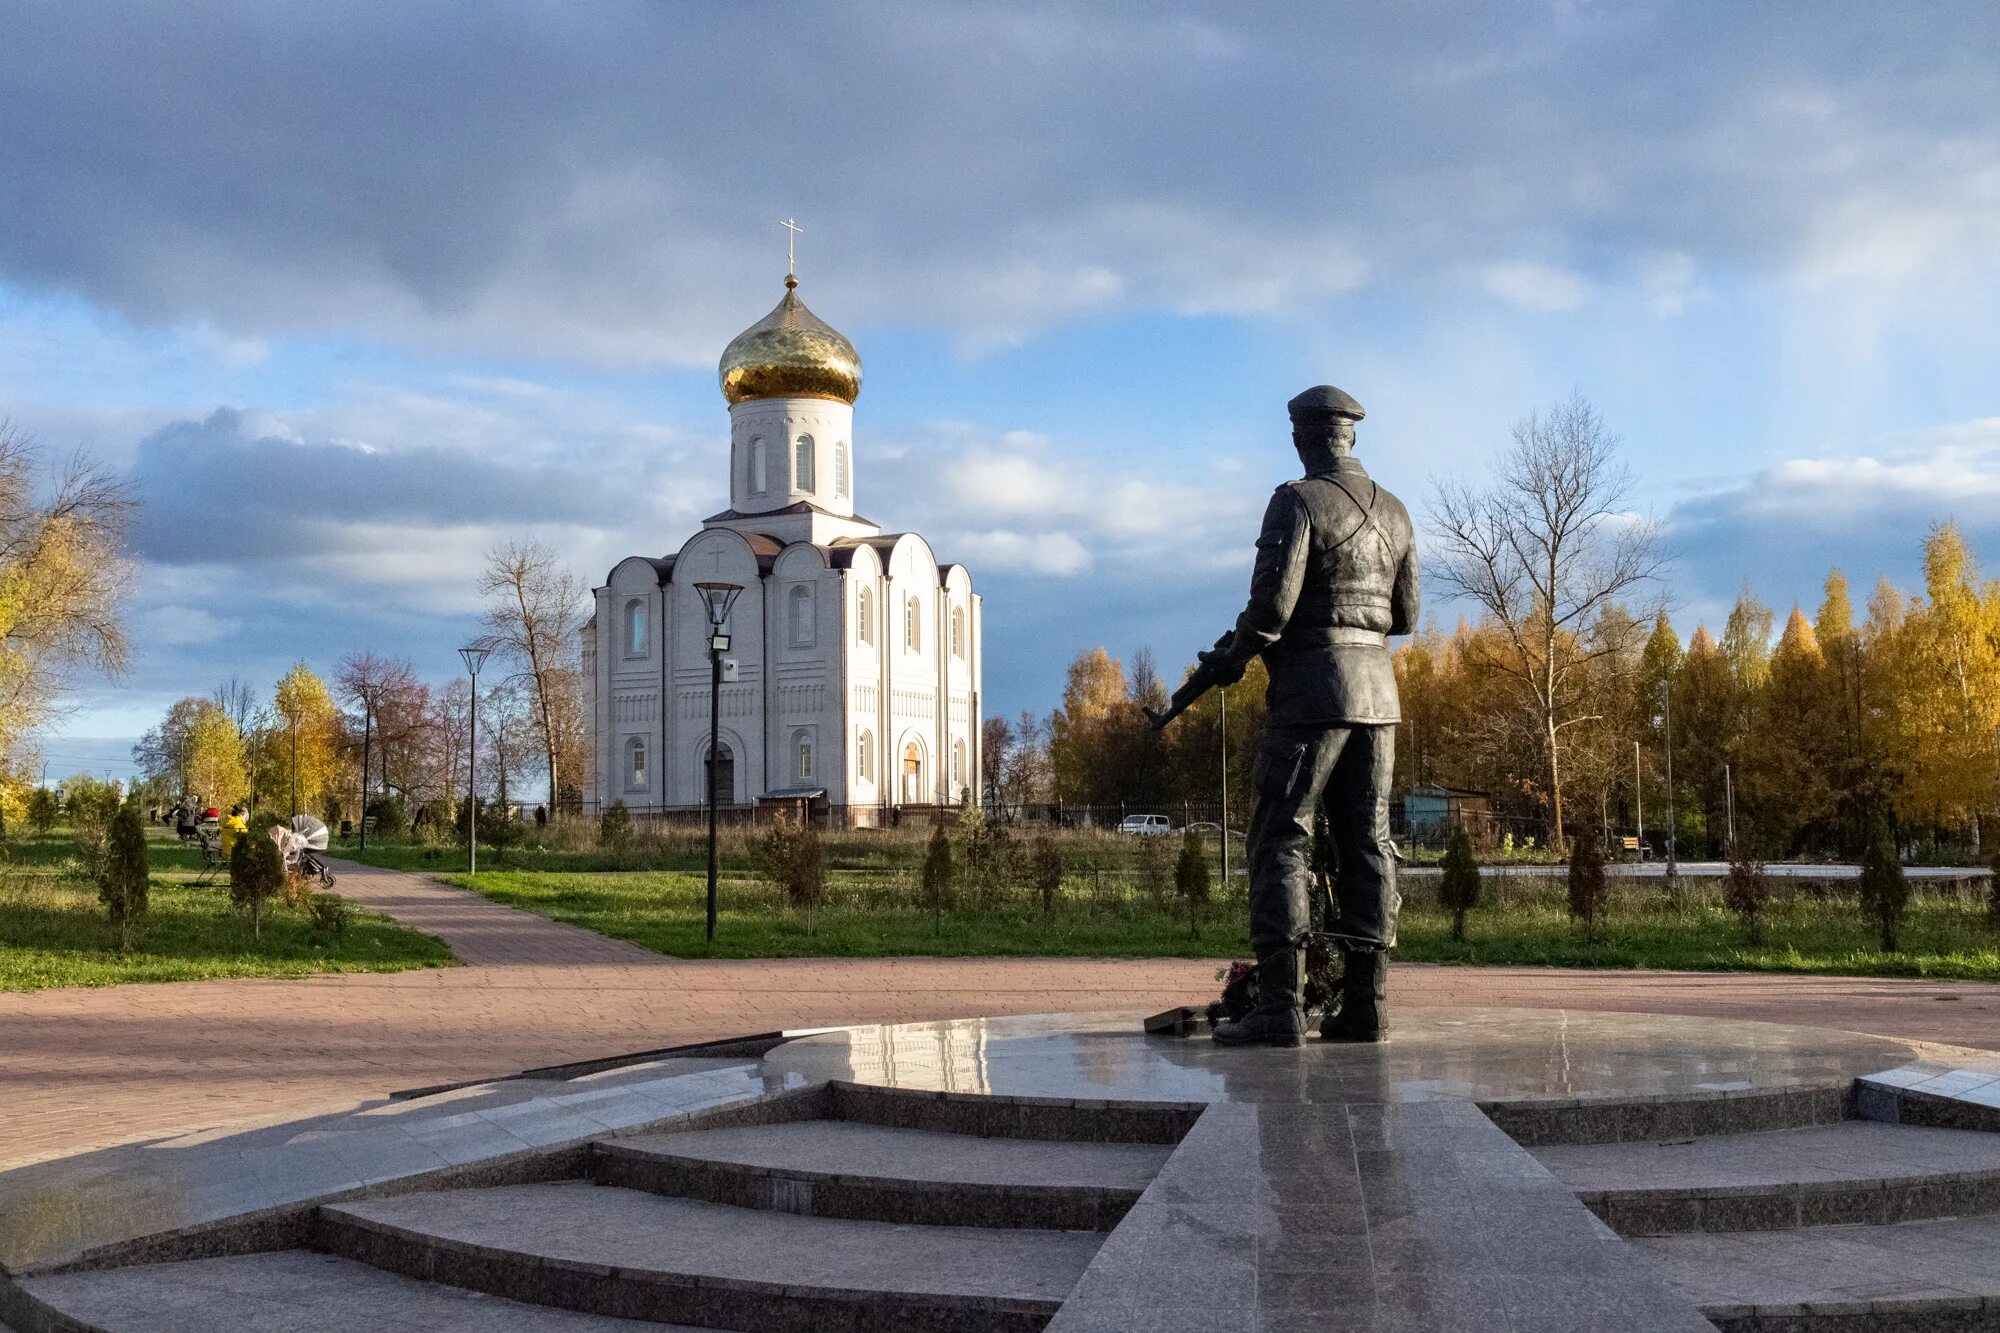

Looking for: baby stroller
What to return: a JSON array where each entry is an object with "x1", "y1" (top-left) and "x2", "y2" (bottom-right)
[{"x1": 274, "y1": 815, "x2": 336, "y2": 891}]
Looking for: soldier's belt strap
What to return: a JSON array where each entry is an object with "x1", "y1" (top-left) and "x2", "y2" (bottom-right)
[{"x1": 1320, "y1": 627, "x2": 1387, "y2": 647}]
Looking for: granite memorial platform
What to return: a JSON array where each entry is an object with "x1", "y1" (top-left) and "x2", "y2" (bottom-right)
[{"x1": 8, "y1": 1008, "x2": 2000, "y2": 1331}]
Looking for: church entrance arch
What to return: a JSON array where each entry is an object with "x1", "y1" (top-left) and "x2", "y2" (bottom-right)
[
  {"x1": 703, "y1": 743, "x2": 736, "y2": 807},
  {"x1": 900, "y1": 738, "x2": 926, "y2": 806}
]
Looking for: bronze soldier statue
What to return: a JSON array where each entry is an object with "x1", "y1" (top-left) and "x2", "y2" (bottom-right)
[{"x1": 1196, "y1": 385, "x2": 1417, "y2": 1047}]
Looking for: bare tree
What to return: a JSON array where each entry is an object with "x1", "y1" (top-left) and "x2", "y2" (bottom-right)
[
  {"x1": 211, "y1": 676, "x2": 259, "y2": 733},
  {"x1": 1426, "y1": 391, "x2": 1664, "y2": 851},
  {"x1": 477, "y1": 540, "x2": 586, "y2": 812}
]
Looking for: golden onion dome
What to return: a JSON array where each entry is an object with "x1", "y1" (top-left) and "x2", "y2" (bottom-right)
[{"x1": 718, "y1": 275, "x2": 862, "y2": 406}]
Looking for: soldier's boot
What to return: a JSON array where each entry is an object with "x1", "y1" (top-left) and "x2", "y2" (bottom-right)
[
  {"x1": 1321, "y1": 949, "x2": 1388, "y2": 1042},
  {"x1": 1213, "y1": 950, "x2": 1304, "y2": 1048}
]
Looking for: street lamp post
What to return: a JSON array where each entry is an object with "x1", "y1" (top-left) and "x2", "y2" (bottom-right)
[
  {"x1": 357, "y1": 689, "x2": 373, "y2": 850},
  {"x1": 693, "y1": 582, "x2": 743, "y2": 943},
  {"x1": 1661, "y1": 681, "x2": 1678, "y2": 891},
  {"x1": 1218, "y1": 685, "x2": 1229, "y2": 888},
  {"x1": 459, "y1": 646, "x2": 491, "y2": 875}
]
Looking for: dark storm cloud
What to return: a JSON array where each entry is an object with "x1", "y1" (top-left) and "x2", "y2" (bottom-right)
[
  {"x1": 126, "y1": 407, "x2": 637, "y2": 565},
  {"x1": 3, "y1": 1, "x2": 1997, "y2": 363}
]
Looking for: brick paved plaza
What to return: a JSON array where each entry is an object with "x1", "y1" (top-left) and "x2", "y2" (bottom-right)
[{"x1": 5, "y1": 860, "x2": 2000, "y2": 1169}]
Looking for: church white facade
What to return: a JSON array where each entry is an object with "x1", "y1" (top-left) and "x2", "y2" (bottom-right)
[{"x1": 583, "y1": 273, "x2": 983, "y2": 823}]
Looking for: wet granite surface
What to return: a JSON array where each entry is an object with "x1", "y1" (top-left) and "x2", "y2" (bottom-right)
[
  {"x1": 0, "y1": 1055, "x2": 794, "y2": 1275},
  {"x1": 762, "y1": 1007, "x2": 1917, "y2": 1106},
  {"x1": 9, "y1": 1007, "x2": 1989, "y2": 1332}
]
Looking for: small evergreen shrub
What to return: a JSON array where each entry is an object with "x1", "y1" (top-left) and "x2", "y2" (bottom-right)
[
  {"x1": 99, "y1": 802, "x2": 150, "y2": 952},
  {"x1": 1858, "y1": 812, "x2": 1909, "y2": 952},
  {"x1": 1724, "y1": 837, "x2": 1769, "y2": 945},
  {"x1": 1175, "y1": 828, "x2": 1211, "y2": 939},
  {"x1": 921, "y1": 819, "x2": 955, "y2": 932},
  {"x1": 230, "y1": 827, "x2": 285, "y2": 940},
  {"x1": 600, "y1": 800, "x2": 635, "y2": 862},
  {"x1": 1438, "y1": 825, "x2": 1482, "y2": 942},
  {"x1": 1567, "y1": 824, "x2": 1607, "y2": 942},
  {"x1": 1031, "y1": 836, "x2": 1064, "y2": 914}
]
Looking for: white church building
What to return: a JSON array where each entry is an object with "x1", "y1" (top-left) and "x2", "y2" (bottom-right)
[{"x1": 583, "y1": 272, "x2": 983, "y2": 823}]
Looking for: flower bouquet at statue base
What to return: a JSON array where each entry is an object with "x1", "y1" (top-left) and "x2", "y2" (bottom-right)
[{"x1": 1144, "y1": 820, "x2": 1346, "y2": 1037}]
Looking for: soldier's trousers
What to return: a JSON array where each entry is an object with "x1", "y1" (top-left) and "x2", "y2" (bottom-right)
[{"x1": 1246, "y1": 722, "x2": 1401, "y2": 1004}]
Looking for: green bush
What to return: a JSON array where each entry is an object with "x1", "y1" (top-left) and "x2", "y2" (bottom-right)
[
  {"x1": 307, "y1": 892, "x2": 352, "y2": 941},
  {"x1": 1438, "y1": 825, "x2": 1482, "y2": 942},
  {"x1": 25, "y1": 787, "x2": 58, "y2": 835},
  {"x1": 98, "y1": 802, "x2": 150, "y2": 952},
  {"x1": 1858, "y1": 812, "x2": 1909, "y2": 952}
]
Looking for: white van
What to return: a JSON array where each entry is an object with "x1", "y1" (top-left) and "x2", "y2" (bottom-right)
[{"x1": 1117, "y1": 813, "x2": 1173, "y2": 836}]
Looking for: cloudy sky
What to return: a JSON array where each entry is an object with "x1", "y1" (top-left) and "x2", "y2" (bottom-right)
[{"x1": 4, "y1": 1, "x2": 1998, "y2": 781}]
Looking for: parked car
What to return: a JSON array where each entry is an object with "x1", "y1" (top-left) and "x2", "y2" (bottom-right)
[{"x1": 1117, "y1": 813, "x2": 1173, "y2": 836}]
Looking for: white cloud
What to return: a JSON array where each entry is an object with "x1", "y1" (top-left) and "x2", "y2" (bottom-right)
[
  {"x1": 10, "y1": 5, "x2": 1995, "y2": 364},
  {"x1": 1476, "y1": 261, "x2": 1593, "y2": 312},
  {"x1": 949, "y1": 530, "x2": 1092, "y2": 575},
  {"x1": 1666, "y1": 416, "x2": 2000, "y2": 623},
  {"x1": 133, "y1": 605, "x2": 238, "y2": 646}
]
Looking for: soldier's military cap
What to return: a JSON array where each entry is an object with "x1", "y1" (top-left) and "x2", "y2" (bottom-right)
[{"x1": 1287, "y1": 385, "x2": 1365, "y2": 422}]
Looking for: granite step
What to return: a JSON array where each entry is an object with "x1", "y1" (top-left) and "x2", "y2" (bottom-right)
[
  {"x1": 1534, "y1": 1120, "x2": 2000, "y2": 1235},
  {"x1": 829, "y1": 1080, "x2": 1201, "y2": 1144},
  {"x1": 17, "y1": 1250, "x2": 679, "y2": 1331},
  {"x1": 595, "y1": 1119, "x2": 1169, "y2": 1229},
  {"x1": 319, "y1": 1179, "x2": 1101, "y2": 1332},
  {"x1": 1638, "y1": 1212, "x2": 2000, "y2": 1330}
]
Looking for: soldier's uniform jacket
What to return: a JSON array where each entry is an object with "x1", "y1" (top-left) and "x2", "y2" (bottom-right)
[{"x1": 1220, "y1": 456, "x2": 1417, "y2": 725}]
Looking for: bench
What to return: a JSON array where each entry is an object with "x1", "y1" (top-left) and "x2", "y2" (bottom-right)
[{"x1": 1621, "y1": 835, "x2": 1646, "y2": 861}]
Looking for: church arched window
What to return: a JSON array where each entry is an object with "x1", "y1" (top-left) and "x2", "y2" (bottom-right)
[
  {"x1": 793, "y1": 729, "x2": 814, "y2": 782},
  {"x1": 952, "y1": 738, "x2": 966, "y2": 792},
  {"x1": 794, "y1": 434, "x2": 815, "y2": 491},
  {"x1": 857, "y1": 585, "x2": 874, "y2": 645},
  {"x1": 904, "y1": 596, "x2": 921, "y2": 652},
  {"x1": 834, "y1": 440, "x2": 849, "y2": 497},
  {"x1": 624, "y1": 599, "x2": 648, "y2": 657},
  {"x1": 749, "y1": 436, "x2": 767, "y2": 493},
  {"x1": 951, "y1": 606, "x2": 965, "y2": 659},
  {"x1": 789, "y1": 584, "x2": 816, "y2": 648},
  {"x1": 627, "y1": 737, "x2": 648, "y2": 791},
  {"x1": 857, "y1": 729, "x2": 874, "y2": 782}
]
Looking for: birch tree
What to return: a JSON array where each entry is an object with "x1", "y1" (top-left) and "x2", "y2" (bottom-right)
[
  {"x1": 478, "y1": 540, "x2": 587, "y2": 812},
  {"x1": 1426, "y1": 391, "x2": 1664, "y2": 852}
]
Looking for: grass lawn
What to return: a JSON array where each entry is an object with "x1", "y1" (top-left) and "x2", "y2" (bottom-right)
[
  {"x1": 0, "y1": 826, "x2": 456, "y2": 992},
  {"x1": 424, "y1": 864, "x2": 2000, "y2": 981}
]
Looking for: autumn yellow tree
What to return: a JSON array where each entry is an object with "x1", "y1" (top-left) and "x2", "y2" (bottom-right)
[
  {"x1": 1048, "y1": 648, "x2": 1134, "y2": 809},
  {"x1": 182, "y1": 703, "x2": 248, "y2": 808},
  {"x1": 1891, "y1": 525, "x2": 2000, "y2": 845},
  {"x1": 0, "y1": 424, "x2": 133, "y2": 790},
  {"x1": 270, "y1": 662, "x2": 341, "y2": 817},
  {"x1": 1741, "y1": 608, "x2": 1839, "y2": 852}
]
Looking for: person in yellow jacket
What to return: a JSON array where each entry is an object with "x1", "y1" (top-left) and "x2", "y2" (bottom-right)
[{"x1": 218, "y1": 805, "x2": 249, "y2": 861}]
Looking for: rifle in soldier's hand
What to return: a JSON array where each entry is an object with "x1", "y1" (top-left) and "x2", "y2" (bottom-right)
[{"x1": 1145, "y1": 633, "x2": 1245, "y2": 731}]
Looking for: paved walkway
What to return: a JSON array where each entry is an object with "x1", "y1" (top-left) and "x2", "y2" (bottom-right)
[{"x1": 4, "y1": 859, "x2": 2000, "y2": 1169}]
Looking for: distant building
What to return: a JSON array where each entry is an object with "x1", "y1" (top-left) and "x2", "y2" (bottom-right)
[
  {"x1": 582, "y1": 272, "x2": 983, "y2": 824},
  {"x1": 1400, "y1": 784, "x2": 1495, "y2": 843}
]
